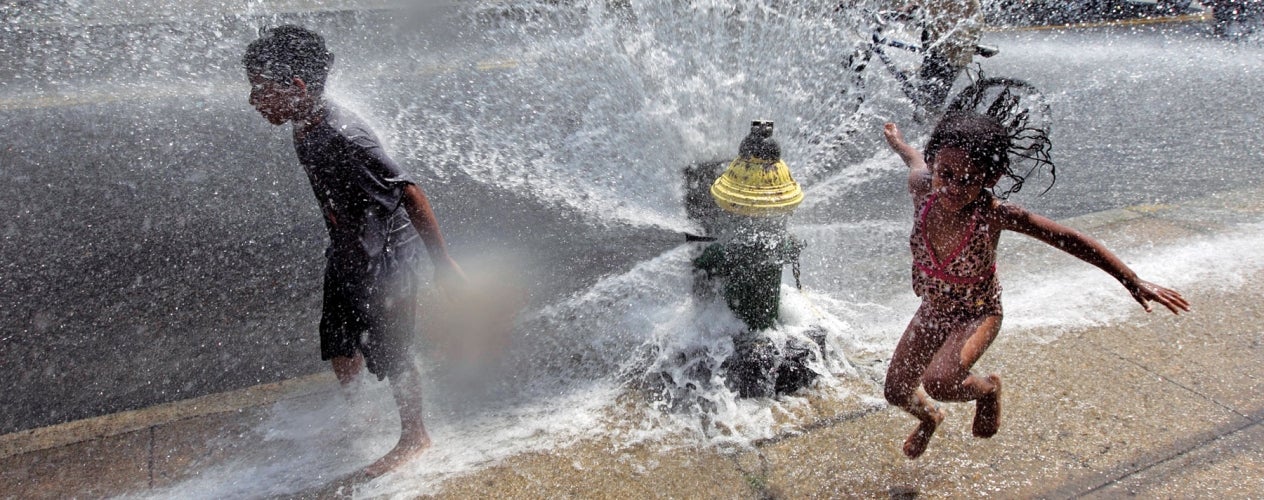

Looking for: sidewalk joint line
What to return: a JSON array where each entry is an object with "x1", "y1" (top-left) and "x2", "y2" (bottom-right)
[
  {"x1": 1071, "y1": 417, "x2": 1263, "y2": 498},
  {"x1": 751, "y1": 404, "x2": 887, "y2": 448},
  {"x1": 1101, "y1": 344, "x2": 1246, "y2": 419}
]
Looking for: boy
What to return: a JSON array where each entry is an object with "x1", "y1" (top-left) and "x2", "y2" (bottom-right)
[{"x1": 242, "y1": 25, "x2": 464, "y2": 478}]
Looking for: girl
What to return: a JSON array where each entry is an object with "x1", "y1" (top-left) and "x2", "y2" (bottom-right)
[{"x1": 882, "y1": 112, "x2": 1189, "y2": 459}]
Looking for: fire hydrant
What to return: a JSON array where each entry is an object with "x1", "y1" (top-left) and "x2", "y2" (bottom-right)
[{"x1": 691, "y1": 120, "x2": 819, "y2": 398}]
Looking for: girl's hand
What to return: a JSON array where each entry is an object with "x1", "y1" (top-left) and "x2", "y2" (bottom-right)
[
  {"x1": 1126, "y1": 279, "x2": 1190, "y2": 315},
  {"x1": 883, "y1": 123, "x2": 924, "y2": 167},
  {"x1": 883, "y1": 123, "x2": 908, "y2": 151}
]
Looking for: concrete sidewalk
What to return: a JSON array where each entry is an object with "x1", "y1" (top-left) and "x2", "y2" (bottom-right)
[{"x1": 2, "y1": 187, "x2": 1262, "y2": 498}]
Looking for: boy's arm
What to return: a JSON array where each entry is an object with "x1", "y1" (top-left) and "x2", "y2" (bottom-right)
[
  {"x1": 402, "y1": 184, "x2": 466, "y2": 286},
  {"x1": 883, "y1": 123, "x2": 930, "y2": 194},
  {"x1": 997, "y1": 204, "x2": 1189, "y2": 314}
]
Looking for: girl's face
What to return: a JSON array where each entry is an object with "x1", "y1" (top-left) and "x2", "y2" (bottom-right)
[{"x1": 930, "y1": 147, "x2": 994, "y2": 212}]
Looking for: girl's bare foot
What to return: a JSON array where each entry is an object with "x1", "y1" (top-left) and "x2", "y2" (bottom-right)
[
  {"x1": 362, "y1": 433, "x2": 432, "y2": 478},
  {"x1": 903, "y1": 406, "x2": 945, "y2": 459},
  {"x1": 972, "y1": 374, "x2": 1001, "y2": 438}
]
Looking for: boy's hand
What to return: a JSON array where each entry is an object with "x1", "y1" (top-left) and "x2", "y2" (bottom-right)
[
  {"x1": 435, "y1": 257, "x2": 468, "y2": 297},
  {"x1": 1127, "y1": 279, "x2": 1190, "y2": 315}
]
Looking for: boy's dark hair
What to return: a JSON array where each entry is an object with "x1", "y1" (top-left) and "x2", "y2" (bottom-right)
[
  {"x1": 242, "y1": 25, "x2": 334, "y2": 94},
  {"x1": 925, "y1": 111, "x2": 1055, "y2": 199}
]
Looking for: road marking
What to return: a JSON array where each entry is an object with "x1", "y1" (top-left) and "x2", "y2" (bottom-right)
[{"x1": 0, "y1": 87, "x2": 235, "y2": 112}]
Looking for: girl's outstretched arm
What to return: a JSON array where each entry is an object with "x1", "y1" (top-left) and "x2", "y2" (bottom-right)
[
  {"x1": 883, "y1": 123, "x2": 930, "y2": 193},
  {"x1": 997, "y1": 204, "x2": 1190, "y2": 315}
]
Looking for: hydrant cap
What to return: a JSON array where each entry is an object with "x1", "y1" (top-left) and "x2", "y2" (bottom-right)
[
  {"x1": 710, "y1": 157, "x2": 804, "y2": 217},
  {"x1": 710, "y1": 120, "x2": 803, "y2": 217}
]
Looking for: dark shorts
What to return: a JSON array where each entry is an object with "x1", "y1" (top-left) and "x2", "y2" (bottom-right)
[{"x1": 319, "y1": 248, "x2": 420, "y2": 380}]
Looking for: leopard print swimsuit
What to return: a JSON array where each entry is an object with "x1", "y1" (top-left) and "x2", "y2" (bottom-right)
[{"x1": 909, "y1": 192, "x2": 1003, "y2": 317}]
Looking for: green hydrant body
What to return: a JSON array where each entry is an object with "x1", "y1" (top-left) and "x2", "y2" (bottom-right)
[{"x1": 693, "y1": 230, "x2": 802, "y2": 331}]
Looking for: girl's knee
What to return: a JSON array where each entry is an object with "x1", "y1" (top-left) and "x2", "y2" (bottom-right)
[
  {"x1": 884, "y1": 381, "x2": 915, "y2": 407},
  {"x1": 922, "y1": 372, "x2": 966, "y2": 401}
]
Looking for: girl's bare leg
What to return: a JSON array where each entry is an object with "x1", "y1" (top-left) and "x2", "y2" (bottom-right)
[
  {"x1": 922, "y1": 315, "x2": 1003, "y2": 437},
  {"x1": 972, "y1": 374, "x2": 1001, "y2": 437},
  {"x1": 900, "y1": 387, "x2": 944, "y2": 459},
  {"x1": 885, "y1": 309, "x2": 949, "y2": 459},
  {"x1": 363, "y1": 365, "x2": 432, "y2": 478}
]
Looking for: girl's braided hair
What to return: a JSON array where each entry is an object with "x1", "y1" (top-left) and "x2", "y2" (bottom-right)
[{"x1": 927, "y1": 77, "x2": 1056, "y2": 199}]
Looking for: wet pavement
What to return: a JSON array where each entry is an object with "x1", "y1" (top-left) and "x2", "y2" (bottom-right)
[
  {"x1": 4, "y1": 1, "x2": 1262, "y2": 497},
  {"x1": 4, "y1": 2, "x2": 1258, "y2": 435},
  {"x1": 2, "y1": 184, "x2": 1260, "y2": 498}
]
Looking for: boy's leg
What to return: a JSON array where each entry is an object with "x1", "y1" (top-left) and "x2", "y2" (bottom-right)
[
  {"x1": 922, "y1": 314, "x2": 1002, "y2": 437},
  {"x1": 321, "y1": 265, "x2": 371, "y2": 387},
  {"x1": 884, "y1": 306, "x2": 948, "y2": 459},
  {"x1": 331, "y1": 353, "x2": 364, "y2": 386},
  {"x1": 362, "y1": 263, "x2": 430, "y2": 478},
  {"x1": 363, "y1": 362, "x2": 431, "y2": 478}
]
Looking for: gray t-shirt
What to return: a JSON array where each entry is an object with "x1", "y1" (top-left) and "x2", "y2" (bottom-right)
[{"x1": 294, "y1": 102, "x2": 420, "y2": 278}]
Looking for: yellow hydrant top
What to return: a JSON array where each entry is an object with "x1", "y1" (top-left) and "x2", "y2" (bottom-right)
[{"x1": 710, "y1": 121, "x2": 803, "y2": 217}]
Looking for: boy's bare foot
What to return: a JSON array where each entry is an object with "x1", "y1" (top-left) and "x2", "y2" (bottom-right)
[
  {"x1": 903, "y1": 406, "x2": 944, "y2": 459},
  {"x1": 362, "y1": 433, "x2": 432, "y2": 478},
  {"x1": 972, "y1": 374, "x2": 1002, "y2": 438}
]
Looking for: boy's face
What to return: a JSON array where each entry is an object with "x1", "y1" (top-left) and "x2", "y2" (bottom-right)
[{"x1": 248, "y1": 73, "x2": 306, "y2": 125}]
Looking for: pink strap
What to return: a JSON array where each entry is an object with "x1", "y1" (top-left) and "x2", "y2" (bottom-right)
[
  {"x1": 916, "y1": 193, "x2": 995, "y2": 284},
  {"x1": 915, "y1": 261, "x2": 996, "y2": 285}
]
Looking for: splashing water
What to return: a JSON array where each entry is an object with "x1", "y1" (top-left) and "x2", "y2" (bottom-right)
[
  {"x1": 9, "y1": 0, "x2": 1264, "y2": 497},
  {"x1": 327, "y1": 0, "x2": 893, "y2": 232}
]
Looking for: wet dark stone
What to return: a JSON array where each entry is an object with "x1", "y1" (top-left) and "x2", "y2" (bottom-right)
[
  {"x1": 722, "y1": 334, "x2": 780, "y2": 398},
  {"x1": 722, "y1": 329, "x2": 825, "y2": 398},
  {"x1": 773, "y1": 330, "x2": 825, "y2": 395}
]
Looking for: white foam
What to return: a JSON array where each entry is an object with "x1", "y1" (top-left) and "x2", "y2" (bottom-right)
[{"x1": 1002, "y1": 222, "x2": 1264, "y2": 337}]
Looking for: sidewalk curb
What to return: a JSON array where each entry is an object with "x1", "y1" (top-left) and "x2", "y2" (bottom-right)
[{"x1": 0, "y1": 372, "x2": 336, "y2": 461}]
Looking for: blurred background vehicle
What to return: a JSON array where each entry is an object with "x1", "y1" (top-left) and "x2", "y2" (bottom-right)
[
  {"x1": 1203, "y1": 0, "x2": 1263, "y2": 36},
  {"x1": 984, "y1": 0, "x2": 1201, "y2": 26}
]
